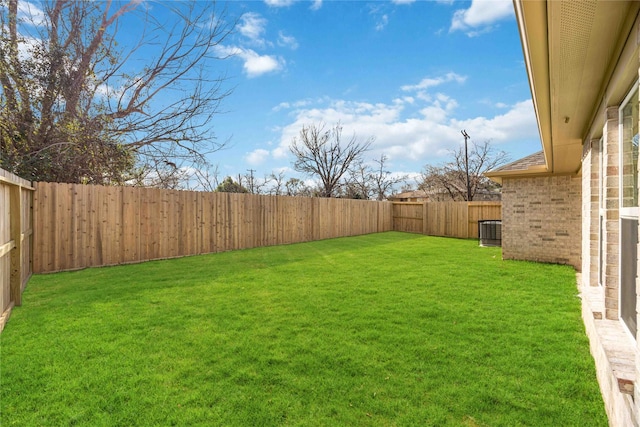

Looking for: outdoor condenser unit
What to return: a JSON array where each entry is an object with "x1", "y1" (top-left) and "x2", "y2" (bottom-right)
[{"x1": 479, "y1": 220, "x2": 502, "y2": 247}]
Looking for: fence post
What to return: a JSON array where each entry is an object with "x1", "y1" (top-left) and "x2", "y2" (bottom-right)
[
  {"x1": 9, "y1": 185, "x2": 22, "y2": 307},
  {"x1": 422, "y1": 202, "x2": 427, "y2": 235}
]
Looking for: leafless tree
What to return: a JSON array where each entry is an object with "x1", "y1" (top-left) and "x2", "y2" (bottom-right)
[
  {"x1": 285, "y1": 177, "x2": 312, "y2": 197},
  {"x1": 127, "y1": 160, "x2": 191, "y2": 190},
  {"x1": 189, "y1": 163, "x2": 221, "y2": 192},
  {"x1": 0, "y1": 0, "x2": 234, "y2": 184},
  {"x1": 419, "y1": 140, "x2": 509, "y2": 201},
  {"x1": 344, "y1": 160, "x2": 371, "y2": 199},
  {"x1": 399, "y1": 182, "x2": 414, "y2": 193},
  {"x1": 240, "y1": 169, "x2": 271, "y2": 195},
  {"x1": 344, "y1": 154, "x2": 407, "y2": 200},
  {"x1": 290, "y1": 122, "x2": 372, "y2": 197},
  {"x1": 369, "y1": 154, "x2": 407, "y2": 200},
  {"x1": 269, "y1": 170, "x2": 286, "y2": 196}
]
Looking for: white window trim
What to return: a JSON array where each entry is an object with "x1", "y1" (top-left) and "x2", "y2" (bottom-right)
[
  {"x1": 619, "y1": 81, "x2": 639, "y2": 219},
  {"x1": 618, "y1": 81, "x2": 639, "y2": 341},
  {"x1": 598, "y1": 137, "x2": 604, "y2": 286}
]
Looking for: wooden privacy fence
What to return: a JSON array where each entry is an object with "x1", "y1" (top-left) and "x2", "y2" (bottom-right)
[
  {"x1": 33, "y1": 183, "x2": 393, "y2": 273},
  {"x1": 392, "y1": 201, "x2": 502, "y2": 239},
  {"x1": 1, "y1": 175, "x2": 503, "y2": 331},
  {"x1": 31, "y1": 184, "x2": 502, "y2": 274},
  {"x1": 0, "y1": 169, "x2": 34, "y2": 331}
]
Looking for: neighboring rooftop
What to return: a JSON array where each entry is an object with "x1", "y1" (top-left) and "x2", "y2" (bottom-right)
[
  {"x1": 387, "y1": 190, "x2": 430, "y2": 201},
  {"x1": 485, "y1": 151, "x2": 548, "y2": 184},
  {"x1": 388, "y1": 188, "x2": 501, "y2": 202},
  {"x1": 491, "y1": 151, "x2": 546, "y2": 172}
]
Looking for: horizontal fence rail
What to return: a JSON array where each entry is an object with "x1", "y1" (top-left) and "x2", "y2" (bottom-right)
[
  {"x1": 33, "y1": 183, "x2": 393, "y2": 273},
  {"x1": 392, "y1": 201, "x2": 502, "y2": 239},
  {"x1": 0, "y1": 168, "x2": 34, "y2": 331}
]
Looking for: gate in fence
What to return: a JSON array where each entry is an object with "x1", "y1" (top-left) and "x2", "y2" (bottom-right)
[{"x1": 0, "y1": 169, "x2": 34, "y2": 331}]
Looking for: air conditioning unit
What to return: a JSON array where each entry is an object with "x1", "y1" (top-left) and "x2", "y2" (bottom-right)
[{"x1": 479, "y1": 220, "x2": 502, "y2": 247}]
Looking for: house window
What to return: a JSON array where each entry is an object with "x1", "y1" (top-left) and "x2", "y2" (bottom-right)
[
  {"x1": 598, "y1": 138, "x2": 604, "y2": 286},
  {"x1": 621, "y1": 218, "x2": 638, "y2": 338},
  {"x1": 619, "y1": 83, "x2": 638, "y2": 339},
  {"x1": 620, "y1": 84, "x2": 639, "y2": 211}
]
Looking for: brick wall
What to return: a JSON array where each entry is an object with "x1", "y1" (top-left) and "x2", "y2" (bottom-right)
[
  {"x1": 582, "y1": 139, "x2": 601, "y2": 288},
  {"x1": 501, "y1": 175, "x2": 581, "y2": 269},
  {"x1": 603, "y1": 106, "x2": 620, "y2": 320}
]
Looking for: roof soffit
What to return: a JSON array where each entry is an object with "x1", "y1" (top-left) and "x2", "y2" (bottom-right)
[{"x1": 516, "y1": 0, "x2": 639, "y2": 175}]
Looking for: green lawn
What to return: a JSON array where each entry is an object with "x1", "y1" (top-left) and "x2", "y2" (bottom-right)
[{"x1": 1, "y1": 232, "x2": 606, "y2": 426}]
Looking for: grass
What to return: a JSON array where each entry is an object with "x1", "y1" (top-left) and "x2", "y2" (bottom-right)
[{"x1": 1, "y1": 232, "x2": 606, "y2": 426}]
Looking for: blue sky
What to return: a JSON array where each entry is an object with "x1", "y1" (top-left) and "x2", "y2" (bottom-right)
[
  {"x1": 205, "y1": 0, "x2": 540, "y2": 185},
  {"x1": 15, "y1": 0, "x2": 540, "y2": 188}
]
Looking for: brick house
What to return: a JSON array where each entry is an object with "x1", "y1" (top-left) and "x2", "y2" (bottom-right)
[{"x1": 485, "y1": 2, "x2": 640, "y2": 425}]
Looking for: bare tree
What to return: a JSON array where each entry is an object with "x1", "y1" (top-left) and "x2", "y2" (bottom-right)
[
  {"x1": 0, "y1": 0, "x2": 234, "y2": 184},
  {"x1": 189, "y1": 163, "x2": 221, "y2": 192},
  {"x1": 369, "y1": 154, "x2": 407, "y2": 200},
  {"x1": 269, "y1": 170, "x2": 286, "y2": 196},
  {"x1": 344, "y1": 154, "x2": 407, "y2": 200},
  {"x1": 127, "y1": 160, "x2": 191, "y2": 190},
  {"x1": 419, "y1": 140, "x2": 509, "y2": 201},
  {"x1": 344, "y1": 160, "x2": 371, "y2": 199},
  {"x1": 285, "y1": 177, "x2": 312, "y2": 197},
  {"x1": 240, "y1": 169, "x2": 271, "y2": 195},
  {"x1": 290, "y1": 122, "x2": 372, "y2": 197}
]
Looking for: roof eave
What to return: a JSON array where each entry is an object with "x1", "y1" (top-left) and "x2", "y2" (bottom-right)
[
  {"x1": 485, "y1": 165, "x2": 549, "y2": 185},
  {"x1": 514, "y1": 0, "x2": 552, "y2": 172}
]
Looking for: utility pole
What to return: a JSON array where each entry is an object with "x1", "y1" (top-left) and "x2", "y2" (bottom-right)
[{"x1": 461, "y1": 130, "x2": 471, "y2": 201}]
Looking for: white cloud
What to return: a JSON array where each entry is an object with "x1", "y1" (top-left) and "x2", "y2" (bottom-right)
[
  {"x1": 272, "y1": 98, "x2": 317, "y2": 112},
  {"x1": 272, "y1": 166, "x2": 293, "y2": 175},
  {"x1": 310, "y1": 0, "x2": 322, "y2": 11},
  {"x1": 264, "y1": 0, "x2": 296, "y2": 7},
  {"x1": 401, "y1": 72, "x2": 467, "y2": 92},
  {"x1": 270, "y1": 95, "x2": 537, "y2": 166},
  {"x1": 214, "y1": 45, "x2": 284, "y2": 78},
  {"x1": 392, "y1": 0, "x2": 416, "y2": 4},
  {"x1": 393, "y1": 96, "x2": 415, "y2": 105},
  {"x1": 375, "y1": 14, "x2": 389, "y2": 31},
  {"x1": 450, "y1": 0, "x2": 514, "y2": 36},
  {"x1": 17, "y1": 1, "x2": 46, "y2": 26},
  {"x1": 367, "y1": 4, "x2": 390, "y2": 32},
  {"x1": 278, "y1": 31, "x2": 299, "y2": 50},
  {"x1": 273, "y1": 102, "x2": 292, "y2": 112},
  {"x1": 242, "y1": 51, "x2": 283, "y2": 77},
  {"x1": 239, "y1": 12, "x2": 268, "y2": 46},
  {"x1": 217, "y1": 13, "x2": 297, "y2": 79},
  {"x1": 95, "y1": 83, "x2": 113, "y2": 98},
  {"x1": 452, "y1": 100, "x2": 538, "y2": 142},
  {"x1": 246, "y1": 149, "x2": 271, "y2": 165}
]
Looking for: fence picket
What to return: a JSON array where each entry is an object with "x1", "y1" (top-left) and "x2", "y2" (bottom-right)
[
  {"x1": 393, "y1": 201, "x2": 501, "y2": 239},
  {"x1": 23, "y1": 182, "x2": 501, "y2": 275},
  {"x1": 0, "y1": 169, "x2": 34, "y2": 331},
  {"x1": 30, "y1": 185, "x2": 392, "y2": 273}
]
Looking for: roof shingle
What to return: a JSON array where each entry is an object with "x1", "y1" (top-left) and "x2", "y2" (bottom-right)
[{"x1": 489, "y1": 151, "x2": 546, "y2": 173}]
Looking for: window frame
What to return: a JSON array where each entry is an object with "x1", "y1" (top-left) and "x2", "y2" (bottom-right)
[
  {"x1": 619, "y1": 81, "x2": 639, "y2": 218},
  {"x1": 618, "y1": 81, "x2": 639, "y2": 341}
]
